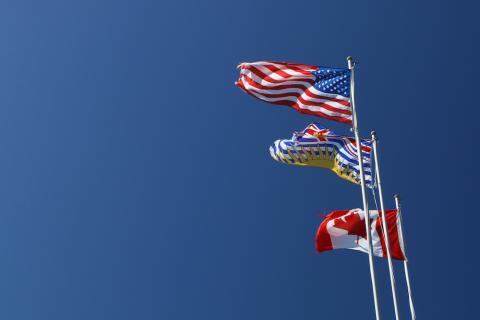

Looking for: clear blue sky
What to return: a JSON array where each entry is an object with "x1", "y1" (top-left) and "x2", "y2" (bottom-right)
[{"x1": 0, "y1": 0, "x2": 477, "y2": 319}]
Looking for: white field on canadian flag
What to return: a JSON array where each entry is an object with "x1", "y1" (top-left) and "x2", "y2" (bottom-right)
[{"x1": 327, "y1": 211, "x2": 381, "y2": 256}]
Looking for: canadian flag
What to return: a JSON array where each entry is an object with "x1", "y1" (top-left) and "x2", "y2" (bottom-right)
[{"x1": 316, "y1": 209, "x2": 406, "y2": 260}]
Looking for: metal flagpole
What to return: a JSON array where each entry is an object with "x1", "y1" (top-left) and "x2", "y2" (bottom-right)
[
  {"x1": 347, "y1": 56, "x2": 381, "y2": 320},
  {"x1": 394, "y1": 194, "x2": 417, "y2": 320},
  {"x1": 371, "y1": 131, "x2": 400, "y2": 320}
]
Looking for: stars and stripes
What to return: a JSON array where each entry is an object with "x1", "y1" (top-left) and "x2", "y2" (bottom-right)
[
  {"x1": 236, "y1": 61, "x2": 353, "y2": 125},
  {"x1": 269, "y1": 123, "x2": 373, "y2": 186}
]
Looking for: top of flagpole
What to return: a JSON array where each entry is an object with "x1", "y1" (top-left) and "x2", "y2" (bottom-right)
[
  {"x1": 347, "y1": 56, "x2": 355, "y2": 70},
  {"x1": 371, "y1": 130, "x2": 377, "y2": 140}
]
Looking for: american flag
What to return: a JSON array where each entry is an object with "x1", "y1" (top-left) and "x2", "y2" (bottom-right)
[{"x1": 236, "y1": 61, "x2": 352, "y2": 124}]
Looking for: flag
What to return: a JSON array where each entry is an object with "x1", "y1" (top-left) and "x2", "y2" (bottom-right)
[
  {"x1": 269, "y1": 123, "x2": 373, "y2": 186},
  {"x1": 316, "y1": 209, "x2": 406, "y2": 260},
  {"x1": 236, "y1": 61, "x2": 352, "y2": 124}
]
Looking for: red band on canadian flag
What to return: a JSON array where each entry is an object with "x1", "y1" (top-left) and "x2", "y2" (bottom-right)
[{"x1": 316, "y1": 209, "x2": 406, "y2": 261}]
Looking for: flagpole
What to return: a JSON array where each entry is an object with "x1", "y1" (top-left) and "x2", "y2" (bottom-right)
[
  {"x1": 347, "y1": 56, "x2": 381, "y2": 320},
  {"x1": 371, "y1": 131, "x2": 400, "y2": 320},
  {"x1": 394, "y1": 194, "x2": 417, "y2": 320}
]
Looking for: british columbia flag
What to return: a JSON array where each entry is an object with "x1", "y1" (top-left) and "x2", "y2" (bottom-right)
[{"x1": 269, "y1": 123, "x2": 373, "y2": 186}]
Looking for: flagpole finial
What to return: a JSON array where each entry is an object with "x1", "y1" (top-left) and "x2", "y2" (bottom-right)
[
  {"x1": 347, "y1": 56, "x2": 354, "y2": 69},
  {"x1": 371, "y1": 130, "x2": 377, "y2": 141},
  {"x1": 394, "y1": 194, "x2": 401, "y2": 210}
]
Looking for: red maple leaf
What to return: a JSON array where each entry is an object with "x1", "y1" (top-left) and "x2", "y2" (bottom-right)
[{"x1": 333, "y1": 212, "x2": 367, "y2": 239}]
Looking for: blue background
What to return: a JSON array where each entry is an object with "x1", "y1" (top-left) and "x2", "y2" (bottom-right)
[{"x1": 0, "y1": 0, "x2": 477, "y2": 319}]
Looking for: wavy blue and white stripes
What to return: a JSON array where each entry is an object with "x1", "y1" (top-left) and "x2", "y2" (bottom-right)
[{"x1": 269, "y1": 123, "x2": 373, "y2": 187}]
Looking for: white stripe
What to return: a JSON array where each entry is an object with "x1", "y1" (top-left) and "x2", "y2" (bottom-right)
[
  {"x1": 269, "y1": 146, "x2": 277, "y2": 161},
  {"x1": 274, "y1": 146, "x2": 373, "y2": 175},
  {"x1": 309, "y1": 85, "x2": 351, "y2": 102},
  {"x1": 253, "y1": 64, "x2": 315, "y2": 81},
  {"x1": 240, "y1": 66, "x2": 313, "y2": 81},
  {"x1": 240, "y1": 78, "x2": 352, "y2": 111},
  {"x1": 240, "y1": 69, "x2": 314, "y2": 88},
  {"x1": 275, "y1": 140, "x2": 372, "y2": 166},
  {"x1": 246, "y1": 61, "x2": 318, "y2": 73},
  {"x1": 244, "y1": 88, "x2": 352, "y2": 119}
]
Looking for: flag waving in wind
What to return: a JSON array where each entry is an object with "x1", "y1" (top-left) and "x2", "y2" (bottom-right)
[
  {"x1": 316, "y1": 209, "x2": 406, "y2": 261},
  {"x1": 269, "y1": 123, "x2": 373, "y2": 186},
  {"x1": 236, "y1": 61, "x2": 352, "y2": 124}
]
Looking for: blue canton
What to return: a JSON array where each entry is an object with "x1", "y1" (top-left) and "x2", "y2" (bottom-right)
[{"x1": 312, "y1": 68, "x2": 351, "y2": 98}]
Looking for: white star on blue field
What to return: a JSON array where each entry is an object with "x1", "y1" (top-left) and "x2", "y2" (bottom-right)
[{"x1": 313, "y1": 68, "x2": 351, "y2": 97}]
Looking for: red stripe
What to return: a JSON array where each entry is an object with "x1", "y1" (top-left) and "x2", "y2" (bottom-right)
[
  {"x1": 241, "y1": 74, "x2": 351, "y2": 107},
  {"x1": 262, "y1": 63, "x2": 315, "y2": 78},
  {"x1": 253, "y1": 61, "x2": 318, "y2": 74},
  {"x1": 387, "y1": 210, "x2": 406, "y2": 260},
  {"x1": 237, "y1": 81, "x2": 352, "y2": 124},
  {"x1": 257, "y1": 92, "x2": 352, "y2": 116},
  {"x1": 244, "y1": 82, "x2": 352, "y2": 115},
  {"x1": 240, "y1": 74, "x2": 310, "y2": 92},
  {"x1": 239, "y1": 78, "x2": 352, "y2": 116},
  {"x1": 292, "y1": 106, "x2": 352, "y2": 124},
  {"x1": 245, "y1": 65, "x2": 315, "y2": 85},
  {"x1": 238, "y1": 84, "x2": 352, "y2": 123},
  {"x1": 238, "y1": 61, "x2": 316, "y2": 73},
  {"x1": 303, "y1": 88, "x2": 351, "y2": 106},
  {"x1": 376, "y1": 210, "x2": 406, "y2": 261}
]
